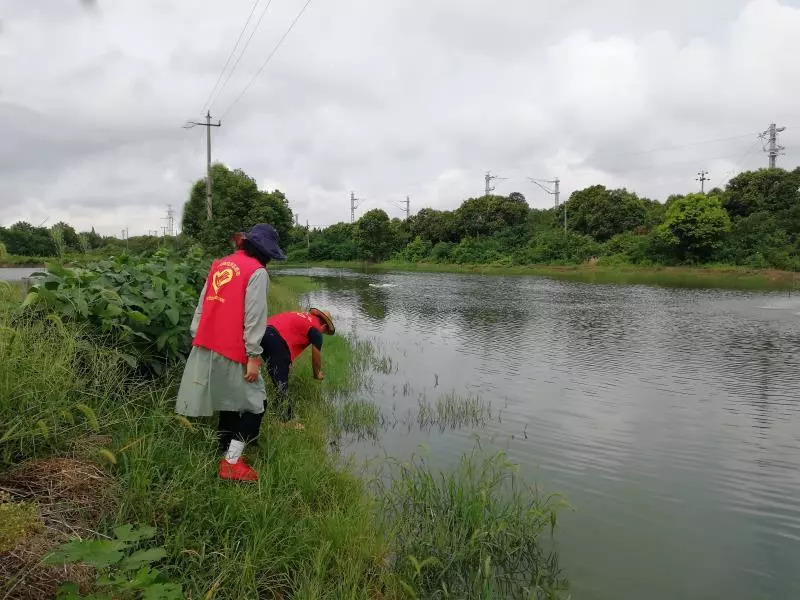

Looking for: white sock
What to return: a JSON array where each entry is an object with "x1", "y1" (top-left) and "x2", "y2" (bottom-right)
[{"x1": 224, "y1": 439, "x2": 245, "y2": 464}]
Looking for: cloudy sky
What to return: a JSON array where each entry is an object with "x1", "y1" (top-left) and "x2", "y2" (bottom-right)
[{"x1": 2, "y1": 0, "x2": 799, "y2": 235}]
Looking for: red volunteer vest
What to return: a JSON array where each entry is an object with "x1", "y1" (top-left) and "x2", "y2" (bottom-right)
[
  {"x1": 192, "y1": 250, "x2": 264, "y2": 364},
  {"x1": 268, "y1": 312, "x2": 324, "y2": 362}
]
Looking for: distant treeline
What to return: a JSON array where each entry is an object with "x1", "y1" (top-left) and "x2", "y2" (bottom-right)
[
  {"x1": 284, "y1": 167, "x2": 800, "y2": 270},
  {"x1": 4, "y1": 164, "x2": 798, "y2": 271}
]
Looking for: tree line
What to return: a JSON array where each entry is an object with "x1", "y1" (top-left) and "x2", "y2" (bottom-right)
[
  {"x1": 4, "y1": 163, "x2": 798, "y2": 271},
  {"x1": 284, "y1": 167, "x2": 800, "y2": 270}
]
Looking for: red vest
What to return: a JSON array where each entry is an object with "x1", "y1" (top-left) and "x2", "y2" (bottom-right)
[
  {"x1": 268, "y1": 311, "x2": 324, "y2": 362},
  {"x1": 193, "y1": 250, "x2": 264, "y2": 364}
]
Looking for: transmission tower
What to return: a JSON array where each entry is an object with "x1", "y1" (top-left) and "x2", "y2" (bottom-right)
[
  {"x1": 528, "y1": 177, "x2": 565, "y2": 232},
  {"x1": 350, "y1": 191, "x2": 363, "y2": 223},
  {"x1": 696, "y1": 170, "x2": 710, "y2": 193},
  {"x1": 387, "y1": 195, "x2": 411, "y2": 219},
  {"x1": 484, "y1": 171, "x2": 507, "y2": 196},
  {"x1": 760, "y1": 123, "x2": 786, "y2": 168},
  {"x1": 163, "y1": 205, "x2": 175, "y2": 237}
]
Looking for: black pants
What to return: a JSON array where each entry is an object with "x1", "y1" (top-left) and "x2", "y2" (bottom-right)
[
  {"x1": 261, "y1": 326, "x2": 293, "y2": 421},
  {"x1": 216, "y1": 327, "x2": 293, "y2": 454},
  {"x1": 217, "y1": 410, "x2": 264, "y2": 454}
]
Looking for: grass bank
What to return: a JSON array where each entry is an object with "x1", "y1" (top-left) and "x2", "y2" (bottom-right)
[
  {"x1": 280, "y1": 260, "x2": 800, "y2": 291},
  {"x1": 0, "y1": 275, "x2": 566, "y2": 599}
]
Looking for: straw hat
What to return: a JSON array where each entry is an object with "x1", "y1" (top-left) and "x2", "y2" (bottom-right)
[{"x1": 309, "y1": 308, "x2": 335, "y2": 335}]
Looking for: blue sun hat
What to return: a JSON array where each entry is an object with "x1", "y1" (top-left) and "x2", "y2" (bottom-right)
[{"x1": 244, "y1": 224, "x2": 286, "y2": 261}]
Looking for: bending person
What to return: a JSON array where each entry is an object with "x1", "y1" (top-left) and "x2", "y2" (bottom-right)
[
  {"x1": 261, "y1": 308, "x2": 336, "y2": 429},
  {"x1": 175, "y1": 224, "x2": 286, "y2": 482}
]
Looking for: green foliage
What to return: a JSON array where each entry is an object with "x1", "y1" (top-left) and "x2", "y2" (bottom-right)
[
  {"x1": 378, "y1": 450, "x2": 567, "y2": 599},
  {"x1": 656, "y1": 193, "x2": 732, "y2": 262},
  {"x1": 355, "y1": 209, "x2": 395, "y2": 262},
  {"x1": 566, "y1": 185, "x2": 649, "y2": 242},
  {"x1": 407, "y1": 208, "x2": 459, "y2": 245},
  {"x1": 455, "y1": 194, "x2": 529, "y2": 238},
  {"x1": 20, "y1": 248, "x2": 209, "y2": 372},
  {"x1": 46, "y1": 524, "x2": 182, "y2": 599},
  {"x1": 403, "y1": 236, "x2": 432, "y2": 262},
  {"x1": 723, "y1": 167, "x2": 800, "y2": 218},
  {"x1": 605, "y1": 231, "x2": 658, "y2": 265},
  {"x1": 181, "y1": 164, "x2": 293, "y2": 256},
  {"x1": 0, "y1": 241, "x2": 6, "y2": 261},
  {"x1": 515, "y1": 230, "x2": 602, "y2": 264},
  {"x1": 0, "y1": 221, "x2": 57, "y2": 256},
  {"x1": 449, "y1": 237, "x2": 502, "y2": 265},
  {"x1": 429, "y1": 241, "x2": 455, "y2": 263}
]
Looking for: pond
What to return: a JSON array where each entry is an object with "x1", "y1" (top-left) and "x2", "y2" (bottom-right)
[
  {"x1": 283, "y1": 267, "x2": 800, "y2": 600},
  {"x1": 0, "y1": 267, "x2": 40, "y2": 281}
]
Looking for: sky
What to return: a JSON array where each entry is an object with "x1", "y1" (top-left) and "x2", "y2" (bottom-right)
[{"x1": 2, "y1": 0, "x2": 800, "y2": 236}]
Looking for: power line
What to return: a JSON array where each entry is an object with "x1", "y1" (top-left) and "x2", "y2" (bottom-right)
[
  {"x1": 209, "y1": 0, "x2": 276, "y2": 111},
  {"x1": 220, "y1": 0, "x2": 314, "y2": 120},
  {"x1": 200, "y1": 0, "x2": 262, "y2": 113}
]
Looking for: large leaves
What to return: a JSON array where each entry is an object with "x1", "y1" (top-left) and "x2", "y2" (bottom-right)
[{"x1": 20, "y1": 250, "x2": 209, "y2": 372}]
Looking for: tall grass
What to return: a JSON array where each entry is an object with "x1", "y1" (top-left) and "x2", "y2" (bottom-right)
[{"x1": 376, "y1": 450, "x2": 568, "y2": 599}]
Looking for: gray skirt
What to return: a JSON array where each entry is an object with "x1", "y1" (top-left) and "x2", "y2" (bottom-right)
[{"x1": 175, "y1": 347, "x2": 266, "y2": 417}]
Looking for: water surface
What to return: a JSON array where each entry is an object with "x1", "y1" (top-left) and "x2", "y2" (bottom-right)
[{"x1": 284, "y1": 267, "x2": 800, "y2": 600}]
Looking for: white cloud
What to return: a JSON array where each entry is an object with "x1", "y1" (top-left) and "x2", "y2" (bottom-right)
[{"x1": 1, "y1": 0, "x2": 799, "y2": 234}]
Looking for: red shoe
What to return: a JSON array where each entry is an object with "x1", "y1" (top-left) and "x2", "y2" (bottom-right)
[{"x1": 218, "y1": 457, "x2": 258, "y2": 482}]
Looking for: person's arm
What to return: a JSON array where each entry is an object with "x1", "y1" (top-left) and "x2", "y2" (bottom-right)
[
  {"x1": 309, "y1": 327, "x2": 324, "y2": 380},
  {"x1": 243, "y1": 269, "x2": 268, "y2": 382},
  {"x1": 189, "y1": 280, "x2": 208, "y2": 338}
]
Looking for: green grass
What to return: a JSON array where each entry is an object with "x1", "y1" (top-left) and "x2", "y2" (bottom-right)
[
  {"x1": 278, "y1": 259, "x2": 800, "y2": 291},
  {"x1": 416, "y1": 391, "x2": 491, "y2": 431},
  {"x1": 376, "y1": 450, "x2": 568, "y2": 599},
  {"x1": 0, "y1": 275, "x2": 566, "y2": 599}
]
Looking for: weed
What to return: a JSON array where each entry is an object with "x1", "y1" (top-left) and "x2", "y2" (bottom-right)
[
  {"x1": 44, "y1": 524, "x2": 182, "y2": 599},
  {"x1": 376, "y1": 449, "x2": 568, "y2": 599}
]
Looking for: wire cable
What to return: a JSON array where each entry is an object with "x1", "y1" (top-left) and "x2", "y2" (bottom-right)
[
  {"x1": 220, "y1": 0, "x2": 313, "y2": 120},
  {"x1": 200, "y1": 0, "x2": 261, "y2": 114}
]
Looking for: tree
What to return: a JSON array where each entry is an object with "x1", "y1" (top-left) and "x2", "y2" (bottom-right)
[
  {"x1": 408, "y1": 208, "x2": 458, "y2": 244},
  {"x1": 181, "y1": 164, "x2": 294, "y2": 256},
  {"x1": 455, "y1": 194, "x2": 529, "y2": 238},
  {"x1": 723, "y1": 168, "x2": 800, "y2": 219},
  {"x1": 656, "y1": 194, "x2": 731, "y2": 261},
  {"x1": 355, "y1": 209, "x2": 394, "y2": 261},
  {"x1": 566, "y1": 186, "x2": 648, "y2": 241},
  {"x1": 52, "y1": 222, "x2": 81, "y2": 251},
  {"x1": 0, "y1": 222, "x2": 57, "y2": 256}
]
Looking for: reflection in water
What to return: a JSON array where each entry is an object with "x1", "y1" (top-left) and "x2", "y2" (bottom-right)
[{"x1": 278, "y1": 268, "x2": 800, "y2": 600}]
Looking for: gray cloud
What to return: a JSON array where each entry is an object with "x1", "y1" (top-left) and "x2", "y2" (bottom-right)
[{"x1": 1, "y1": 0, "x2": 799, "y2": 234}]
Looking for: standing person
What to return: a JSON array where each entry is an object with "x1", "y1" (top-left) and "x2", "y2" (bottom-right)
[
  {"x1": 176, "y1": 224, "x2": 286, "y2": 482},
  {"x1": 261, "y1": 308, "x2": 336, "y2": 429}
]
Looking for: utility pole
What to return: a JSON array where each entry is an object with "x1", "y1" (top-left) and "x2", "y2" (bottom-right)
[
  {"x1": 761, "y1": 123, "x2": 786, "y2": 169},
  {"x1": 696, "y1": 170, "x2": 710, "y2": 193},
  {"x1": 121, "y1": 228, "x2": 129, "y2": 251},
  {"x1": 350, "y1": 191, "x2": 362, "y2": 223},
  {"x1": 294, "y1": 213, "x2": 299, "y2": 226},
  {"x1": 405, "y1": 195, "x2": 411, "y2": 220},
  {"x1": 529, "y1": 177, "x2": 565, "y2": 232},
  {"x1": 484, "y1": 171, "x2": 506, "y2": 196},
  {"x1": 306, "y1": 220, "x2": 310, "y2": 250},
  {"x1": 184, "y1": 111, "x2": 221, "y2": 220}
]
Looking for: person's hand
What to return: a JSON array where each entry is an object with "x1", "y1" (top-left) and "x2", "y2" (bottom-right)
[
  {"x1": 314, "y1": 371, "x2": 325, "y2": 381},
  {"x1": 244, "y1": 357, "x2": 261, "y2": 382}
]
